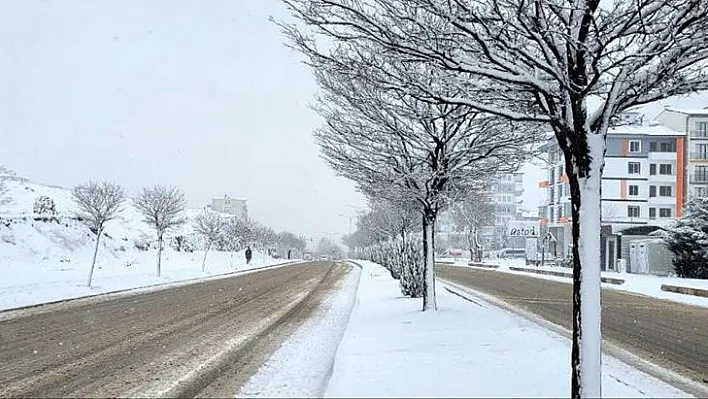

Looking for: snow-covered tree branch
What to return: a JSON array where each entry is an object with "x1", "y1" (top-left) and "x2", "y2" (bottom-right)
[{"x1": 72, "y1": 181, "x2": 125, "y2": 287}]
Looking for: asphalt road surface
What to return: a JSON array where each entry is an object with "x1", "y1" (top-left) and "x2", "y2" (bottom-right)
[
  {"x1": 0, "y1": 261, "x2": 352, "y2": 398},
  {"x1": 437, "y1": 265, "x2": 708, "y2": 387}
]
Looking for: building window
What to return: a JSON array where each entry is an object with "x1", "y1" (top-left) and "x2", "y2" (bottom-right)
[
  {"x1": 697, "y1": 144, "x2": 708, "y2": 159},
  {"x1": 659, "y1": 208, "x2": 672, "y2": 218},
  {"x1": 629, "y1": 140, "x2": 641, "y2": 153},
  {"x1": 697, "y1": 166, "x2": 708, "y2": 182},
  {"x1": 659, "y1": 186, "x2": 673, "y2": 197},
  {"x1": 659, "y1": 164, "x2": 673, "y2": 175},
  {"x1": 627, "y1": 206, "x2": 640, "y2": 218},
  {"x1": 660, "y1": 141, "x2": 676, "y2": 152},
  {"x1": 628, "y1": 162, "x2": 641, "y2": 174},
  {"x1": 650, "y1": 142, "x2": 657, "y2": 152},
  {"x1": 696, "y1": 187, "x2": 708, "y2": 198},
  {"x1": 649, "y1": 207, "x2": 656, "y2": 219},
  {"x1": 697, "y1": 121, "x2": 708, "y2": 136},
  {"x1": 649, "y1": 185, "x2": 656, "y2": 197},
  {"x1": 628, "y1": 185, "x2": 639, "y2": 196}
]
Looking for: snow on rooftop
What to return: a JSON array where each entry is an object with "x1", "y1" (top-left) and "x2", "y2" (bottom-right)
[
  {"x1": 663, "y1": 107, "x2": 708, "y2": 116},
  {"x1": 607, "y1": 124, "x2": 683, "y2": 136}
]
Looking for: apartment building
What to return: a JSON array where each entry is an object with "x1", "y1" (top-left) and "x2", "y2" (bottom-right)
[
  {"x1": 208, "y1": 195, "x2": 248, "y2": 219},
  {"x1": 538, "y1": 124, "x2": 685, "y2": 270},
  {"x1": 655, "y1": 107, "x2": 708, "y2": 199}
]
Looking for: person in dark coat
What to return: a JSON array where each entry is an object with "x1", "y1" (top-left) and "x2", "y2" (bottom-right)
[
  {"x1": 245, "y1": 246, "x2": 253, "y2": 264},
  {"x1": 287, "y1": 249, "x2": 292, "y2": 260}
]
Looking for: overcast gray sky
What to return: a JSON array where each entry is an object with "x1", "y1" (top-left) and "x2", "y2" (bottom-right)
[
  {"x1": 2, "y1": 1, "x2": 707, "y2": 238},
  {"x1": 0, "y1": 0, "x2": 367, "y2": 239}
]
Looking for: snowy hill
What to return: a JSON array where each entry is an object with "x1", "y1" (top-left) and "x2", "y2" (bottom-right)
[{"x1": 0, "y1": 168, "x2": 279, "y2": 311}]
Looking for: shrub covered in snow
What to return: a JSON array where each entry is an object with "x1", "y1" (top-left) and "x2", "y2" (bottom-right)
[
  {"x1": 354, "y1": 236, "x2": 424, "y2": 297},
  {"x1": 664, "y1": 197, "x2": 708, "y2": 279},
  {"x1": 33, "y1": 196, "x2": 57, "y2": 215}
]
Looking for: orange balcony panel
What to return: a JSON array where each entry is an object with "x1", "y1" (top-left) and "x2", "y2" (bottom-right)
[
  {"x1": 539, "y1": 218, "x2": 549, "y2": 225},
  {"x1": 561, "y1": 175, "x2": 569, "y2": 183},
  {"x1": 560, "y1": 216, "x2": 569, "y2": 223},
  {"x1": 538, "y1": 180, "x2": 550, "y2": 188}
]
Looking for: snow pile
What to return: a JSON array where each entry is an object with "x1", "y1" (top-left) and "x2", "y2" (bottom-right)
[
  {"x1": 0, "y1": 170, "x2": 280, "y2": 311},
  {"x1": 324, "y1": 260, "x2": 687, "y2": 398}
]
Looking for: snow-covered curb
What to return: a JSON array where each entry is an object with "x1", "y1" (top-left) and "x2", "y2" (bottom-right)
[{"x1": 236, "y1": 262, "x2": 361, "y2": 398}]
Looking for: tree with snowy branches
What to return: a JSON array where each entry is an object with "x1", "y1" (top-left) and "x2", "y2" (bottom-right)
[
  {"x1": 72, "y1": 181, "x2": 126, "y2": 287},
  {"x1": 282, "y1": 33, "x2": 539, "y2": 310},
  {"x1": 664, "y1": 197, "x2": 708, "y2": 279},
  {"x1": 193, "y1": 209, "x2": 226, "y2": 272},
  {"x1": 281, "y1": 1, "x2": 708, "y2": 395},
  {"x1": 452, "y1": 189, "x2": 496, "y2": 262},
  {"x1": 134, "y1": 185, "x2": 187, "y2": 277}
]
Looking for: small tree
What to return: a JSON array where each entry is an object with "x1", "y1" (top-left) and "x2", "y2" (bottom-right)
[
  {"x1": 134, "y1": 185, "x2": 187, "y2": 277},
  {"x1": 664, "y1": 197, "x2": 708, "y2": 279},
  {"x1": 73, "y1": 181, "x2": 126, "y2": 287},
  {"x1": 193, "y1": 209, "x2": 226, "y2": 272},
  {"x1": 453, "y1": 189, "x2": 496, "y2": 262}
]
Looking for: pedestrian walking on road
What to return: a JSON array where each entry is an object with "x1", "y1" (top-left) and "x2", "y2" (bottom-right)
[
  {"x1": 245, "y1": 246, "x2": 253, "y2": 264},
  {"x1": 287, "y1": 249, "x2": 292, "y2": 260}
]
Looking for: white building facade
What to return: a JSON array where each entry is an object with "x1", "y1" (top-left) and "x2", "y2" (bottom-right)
[
  {"x1": 209, "y1": 195, "x2": 248, "y2": 219},
  {"x1": 539, "y1": 124, "x2": 686, "y2": 270},
  {"x1": 655, "y1": 107, "x2": 708, "y2": 199}
]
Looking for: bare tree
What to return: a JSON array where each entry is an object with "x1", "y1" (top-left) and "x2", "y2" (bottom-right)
[
  {"x1": 452, "y1": 189, "x2": 496, "y2": 262},
  {"x1": 72, "y1": 181, "x2": 125, "y2": 287},
  {"x1": 134, "y1": 185, "x2": 187, "y2": 277},
  {"x1": 282, "y1": 1, "x2": 708, "y2": 395},
  {"x1": 193, "y1": 209, "x2": 226, "y2": 272}
]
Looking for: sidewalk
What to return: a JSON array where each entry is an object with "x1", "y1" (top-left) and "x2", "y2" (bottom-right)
[{"x1": 325, "y1": 261, "x2": 687, "y2": 398}]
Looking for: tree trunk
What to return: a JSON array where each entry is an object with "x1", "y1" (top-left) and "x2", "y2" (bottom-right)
[
  {"x1": 567, "y1": 134, "x2": 604, "y2": 399},
  {"x1": 421, "y1": 210, "x2": 437, "y2": 311},
  {"x1": 202, "y1": 242, "x2": 211, "y2": 272},
  {"x1": 157, "y1": 233, "x2": 163, "y2": 277},
  {"x1": 87, "y1": 228, "x2": 102, "y2": 287}
]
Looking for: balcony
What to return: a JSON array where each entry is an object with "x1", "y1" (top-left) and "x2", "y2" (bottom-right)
[
  {"x1": 690, "y1": 174, "x2": 708, "y2": 184},
  {"x1": 689, "y1": 130, "x2": 708, "y2": 140},
  {"x1": 648, "y1": 151, "x2": 677, "y2": 161},
  {"x1": 690, "y1": 152, "x2": 708, "y2": 161}
]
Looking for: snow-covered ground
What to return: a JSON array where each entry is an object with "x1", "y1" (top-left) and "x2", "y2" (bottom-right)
[
  {"x1": 241, "y1": 260, "x2": 689, "y2": 398},
  {"x1": 0, "y1": 170, "x2": 285, "y2": 311},
  {"x1": 0, "y1": 248, "x2": 285, "y2": 312},
  {"x1": 451, "y1": 258, "x2": 708, "y2": 308}
]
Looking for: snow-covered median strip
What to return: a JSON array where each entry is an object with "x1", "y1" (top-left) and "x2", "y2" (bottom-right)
[
  {"x1": 236, "y1": 263, "x2": 361, "y2": 398},
  {"x1": 457, "y1": 260, "x2": 708, "y2": 308},
  {"x1": 324, "y1": 260, "x2": 688, "y2": 398}
]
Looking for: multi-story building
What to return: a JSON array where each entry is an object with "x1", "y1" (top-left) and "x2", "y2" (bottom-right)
[
  {"x1": 435, "y1": 172, "x2": 525, "y2": 253},
  {"x1": 208, "y1": 195, "x2": 248, "y2": 219},
  {"x1": 655, "y1": 107, "x2": 708, "y2": 199},
  {"x1": 538, "y1": 123, "x2": 685, "y2": 270},
  {"x1": 485, "y1": 173, "x2": 525, "y2": 249}
]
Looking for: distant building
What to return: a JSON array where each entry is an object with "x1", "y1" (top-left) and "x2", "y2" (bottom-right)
[
  {"x1": 209, "y1": 195, "x2": 248, "y2": 219},
  {"x1": 655, "y1": 107, "x2": 708, "y2": 199}
]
